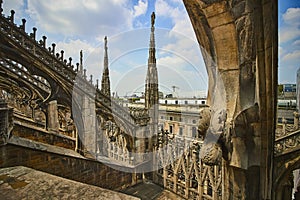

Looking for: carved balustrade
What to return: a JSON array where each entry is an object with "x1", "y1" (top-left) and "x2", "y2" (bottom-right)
[
  {"x1": 154, "y1": 132, "x2": 222, "y2": 200},
  {"x1": 275, "y1": 113, "x2": 300, "y2": 156}
]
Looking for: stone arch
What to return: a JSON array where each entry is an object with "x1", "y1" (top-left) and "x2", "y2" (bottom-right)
[{"x1": 273, "y1": 152, "x2": 300, "y2": 200}]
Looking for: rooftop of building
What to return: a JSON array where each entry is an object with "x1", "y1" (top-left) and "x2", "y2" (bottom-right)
[
  {"x1": 0, "y1": 166, "x2": 139, "y2": 200},
  {"x1": 0, "y1": 166, "x2": 185, "y2": 200}
]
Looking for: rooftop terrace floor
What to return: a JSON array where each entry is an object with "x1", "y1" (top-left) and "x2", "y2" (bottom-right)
[{"x1": 0, "y1": 166, "x2": 139, "y2": 200}]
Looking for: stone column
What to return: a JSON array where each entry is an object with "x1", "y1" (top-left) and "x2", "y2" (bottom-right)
[
  {"x1": 133, "y1": 127, "x2": 147, "y2": 164},
  {"x1": 47, "y1": 100, "x2": 59, "y2": 132},
  {"x1": 0, "y1": 100, "x2": 13, "y2": 146},
  {"x1": 294, "y1": 112, "x2": 299, "y2": 130},
  {"x1": 81, "y1": 93, "x2": 96, "y2": 158}
]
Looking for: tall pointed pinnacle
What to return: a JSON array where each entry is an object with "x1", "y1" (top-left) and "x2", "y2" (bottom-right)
[
  {"x1": 149, "y1": 12, "x2": 156, "y2": 66},
  {"x1": 145, "y1": 12, "x2": 158, "y2": 110},
  {"x1": 79, "y1": 50, "x2": 83, "y2": 75},
  {"x1": 101, "y1": 36, "x2": 111, "y2": 98},
  {"x1": 104, "y1": 36, "x2": 108, "y2": 69}
]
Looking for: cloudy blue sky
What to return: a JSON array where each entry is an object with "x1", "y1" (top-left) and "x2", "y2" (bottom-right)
[
  {"x1": 279, "y1": 0, "x2": 300, "y2": 84},
  {"x1": 2, "y1": 0, "x2": 300, "y2": 97}
]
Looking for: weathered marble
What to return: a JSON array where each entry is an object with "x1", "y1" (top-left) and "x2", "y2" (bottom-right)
[{"x1": 0, "y1": 166, "x2": 139, "y2": 200}]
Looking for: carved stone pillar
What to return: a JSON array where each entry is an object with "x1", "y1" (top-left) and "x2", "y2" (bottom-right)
[
  {"x1": 0, "y1": 100, "x2": 13, "y2": 146},
  {"x1": 47, "y1": 100, "x2": 59, "y2": 132}
]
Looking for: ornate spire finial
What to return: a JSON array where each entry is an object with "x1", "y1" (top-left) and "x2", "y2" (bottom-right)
[
  {"x1": 0, "y1": 0, "x2": 3, "y2": 14},
  {"x1": 151, "y1": 12, "x2": 155, "y2": 27},
  {"x1": 42, "y1": 36, "x2": 47, "y2": 48},
  {"x1": 79, "y1": 50, "x2": 83, "y2": 74},
  {"x1": 104, "y1": 36, "x2": 107, "y2": 48},
  {"x1": 32, "y1": 27, "x2": 37, "y2": 40},
  {"x1": 90, "y1": 75, "x2": 93, "y2": 84},
  {"x1": 60, "y1": 50, "x2": 64, "y2": 61},
  {"x1": 104, "y1": 36, "x2": 108, "y2": 65},
  {"x1": 51, "y1": 43, "x2": 56, "y2": 54},
  {"x1": 101, "y1": 36, "x2": 111, "y2": 97},
  {"x1": 21, "y1": 19, "x2": 26, "y2": 31},
  {"x1": 10, "y1": 10, "x2": 15, "y2": 23},
  {"x1": 80, "y1": 50, "x2": 83, "y2": 65}
]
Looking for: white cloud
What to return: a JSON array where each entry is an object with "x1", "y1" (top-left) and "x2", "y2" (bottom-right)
[
  {"x1": 169, "y1": 0, "x2": 182, "y2": 3},
  {"x1": 279, "y1": 46, "x2": 283, "y2": 56},
  {"x1": 55, "y1": 39, "x2": 96, "y2": 62},
  {"x1": 279, "y1": 27, "x2": 300, "y2": 44},
  {"x1": 280, "y1": 8, "x2": 300, "y2": 44},
  {"x1": 279, "y1": 7, "x2": 300, "y2": 84},
  {"x1": 2, "y1": 0, "x2": 24, "y2": 21},
  {"x1": 26, "y1": 0, "x2": 135, "y2": 38},
  {"x1": 283, "y1": 8, "x2": 300, "y2": 26},
  {"x1": 282, "y1": 50, "x2": 300, "y2": 62},
  {"x1": 133, "y1": 0, "x2": 148, "y2": 17},
  {"x1": 293, "y1": 40, "x2": 300, "y2": 46},
  {"x1": 154, "y1": 0, "x2": 207, "y2": 94},
  {"x1": 155, "y1": 0, "x2": 195, "y2": 39}
]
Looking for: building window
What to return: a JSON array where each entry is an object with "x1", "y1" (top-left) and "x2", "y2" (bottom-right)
[
  {"x1": 192, "y1": 127, "x2": 197, "y2": 138},
  {"x1": 160, "y1": 116, "x2": 164, "y2": 119},
  {"x1": 165, "y1": 100, "x2": 168, "y2": 104},
  {"x1": 175, "y1": 100, "x2": 178, "y2": 104},
  {"x1": 170, "y1": 116, "x2": 173, "y2": 121},
  {"x1": 201, "y1": 100, "x2": 205, "y2": 104},
  {"x1": 169, "y1": 125, "x2": 173, "y2": 133},
  {"x1": 158, "y1": 124, "x2": 164, "y2": 131},
  {"x1": 179, "y1": 127, "x2": 183, "y2": 135},
  {"x1": 192, "y1": 119, "x2": 196, "y2": 124},
  {"x1": 195, "y1": 101, "x2": 197, "y2": 104},
  {"x1": 185, "y1": 100, "x2": 188, "y2": 104}
]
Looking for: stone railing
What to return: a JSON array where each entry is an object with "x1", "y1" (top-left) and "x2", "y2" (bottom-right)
[
  {"x1": 0, "y1": 10, "x2": 77, "y2": 81},
  {"x1": 274, "y1": 129, "x2": 300, "y2": 156},
  {"x1": 153, "y1": 132, "x2": 222, "y2": 200},
  {"x1": 274, "y1": 112, "x2": 300, "y2": 156}
]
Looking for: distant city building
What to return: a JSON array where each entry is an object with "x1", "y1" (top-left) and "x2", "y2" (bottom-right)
[
  {"x1": 158, "y1": 99, "x2": 207, "y2": 138},
  {"x1": 277, "y1": 83, "x2": 297, "y2": 124},
  {"x1": 278, "y1": 83, "x2": 296, "y2": 99},
  {"x1": 127, "y1": 96, "x2": 207, "y2": 139}
]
